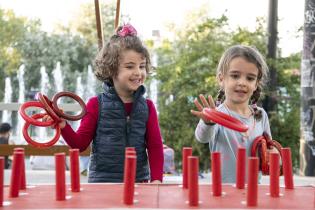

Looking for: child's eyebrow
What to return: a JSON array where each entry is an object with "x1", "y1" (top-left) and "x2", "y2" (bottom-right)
[{"x1": 123, "y1": 62, "x2": 136, "y2": 65}]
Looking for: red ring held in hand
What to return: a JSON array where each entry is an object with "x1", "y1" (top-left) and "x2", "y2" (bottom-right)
[
  {"x1": 37, "y1": 92, "x2": 61, "y2": 122},
  {"x1": 22, "y1": 113, "x2": 61, "y2": 148},
  {"x1": 19, "y1": 101, "x2": 55, "y2": 127},
  {"x1": 19, "y1": 91, "x2": 86, "y2": 148},
  {"x1": 202, "y1": 108, "x2": 249, "y2": 132},
  {"x1": 52, "y1": 91, "x2": 86, "y2": 121}
]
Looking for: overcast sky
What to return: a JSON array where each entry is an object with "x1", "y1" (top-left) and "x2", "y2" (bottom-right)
[{"x1": 0, "y1": 0, "x2": 305, "y2": 56}]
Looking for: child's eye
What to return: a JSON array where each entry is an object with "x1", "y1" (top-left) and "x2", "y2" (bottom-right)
[
  {"x1": 247, "y1": 77, "x2": 256, "y2": 81},
  {"x1": 140, "y1": 65, "x2": 146, "y2": 70},
  {"x1": 230, "y1": 74, "x2": 239, "y2": 79}
]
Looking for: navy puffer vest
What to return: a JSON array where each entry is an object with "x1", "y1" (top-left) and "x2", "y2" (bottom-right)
[{"x1": 88, "y1": 83, "x2": 150, "y2": 183}]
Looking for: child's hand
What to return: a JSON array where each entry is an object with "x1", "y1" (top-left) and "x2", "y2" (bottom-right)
[
  {"x1": 150, "y1": 180, "x2": 161, "y2": 184},
  {"x1": 190, "y1": 94, "x2": 216, "y2": 125},
  {"x1": 42, "y1": 114, "x2": 66, "y2": 129}
]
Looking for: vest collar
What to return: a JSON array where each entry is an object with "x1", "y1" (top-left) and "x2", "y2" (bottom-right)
[{"x1": 103, "y1": 82, "x2": 146, "y2": 101}]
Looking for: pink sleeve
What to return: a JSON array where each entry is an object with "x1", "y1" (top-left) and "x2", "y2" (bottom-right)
[
  {"x1": 61, "y1": 97, "x2": 98, "y2": 152},
  {"x1": 146, "y1": 99, "x2": 164, "y2": 182}
]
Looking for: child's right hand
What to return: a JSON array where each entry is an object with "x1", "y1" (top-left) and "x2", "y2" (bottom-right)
[
  {"x1": 42, "y1": 114, "x2": 66, "y2": 129},
  {"x1": 190, "y1": 94, "x2": 216, "y2": 125}
]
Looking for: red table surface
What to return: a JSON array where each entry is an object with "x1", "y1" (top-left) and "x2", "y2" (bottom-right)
[{"x1": 1, "y1": 184, "x2": 314, "y2": 209}]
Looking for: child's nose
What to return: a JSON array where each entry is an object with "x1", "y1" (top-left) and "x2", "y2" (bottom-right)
[
  {"x1": 134, "y1": 67, "x2": 141, "y2": 75},
  {"x1": 238, "y1": 77, "x2": 247, "y2": 86}
]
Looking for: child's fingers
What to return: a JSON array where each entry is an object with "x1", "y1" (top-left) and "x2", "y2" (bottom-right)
[
  {"x1": 193, "y1": 98, "x2": 203, "y2": 111},
  {"x1": 207, "y1": 95, "x2": 215, "y2": 108},
  {"x1": 190, "y1": 110, "x2": 203, "y2": 118},
  {"x1": 199, "y1": 94, "x2": 210, "y2": 108}
]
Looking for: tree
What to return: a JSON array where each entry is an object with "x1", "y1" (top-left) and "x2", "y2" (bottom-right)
[{"x1": 0, "y1": 8, "x2": 39, "y2": 100}]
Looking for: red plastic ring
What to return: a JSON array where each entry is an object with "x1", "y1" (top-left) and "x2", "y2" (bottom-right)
[
  {"x1": 22, "y1": 113, "x2": 61, "y2": 148},
  {"x1": 19, "y1": 101, "x2": 55, "y2": 127},
  {"x1": 52, "y1": 91, "x2": 87, "y2": 121},
  {"x1": 203, "y1": 108, "x2": 248, "y2": 132},
  {"x1": 37, "y1": 92, "x2": 61, "y2": 122}
]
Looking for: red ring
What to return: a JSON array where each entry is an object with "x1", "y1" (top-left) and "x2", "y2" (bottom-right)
[
  {"x1": 19, "y1": 101, "x2": 55, "y2": 127},
  {"x1": 203, "y1": 108, "x2": 248, "y2": 132},
  {"x1": 52, "y1": 91, "x2": 87, "y2": 121},
  {"x1": 37, "y1": 92, "x2": 61, "y2": 122},
  {"x1": 22, "y1": 113, "x2": 61, "y2": 148}
]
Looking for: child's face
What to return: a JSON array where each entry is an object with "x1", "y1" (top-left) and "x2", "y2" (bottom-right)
[
  {"x1": 113, "y1": 49, "x2": 147, "y2": 95},
  {"x1": 219, "y1": 57, "x2": 259, "y2": 105}
]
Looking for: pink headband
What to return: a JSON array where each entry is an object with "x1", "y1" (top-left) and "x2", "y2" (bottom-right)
[{"x1": 117, "y1": 24, "x2": 137, "y2": 37}]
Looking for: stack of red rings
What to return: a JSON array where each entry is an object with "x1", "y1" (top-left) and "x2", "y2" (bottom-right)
[{"x1": 19, "y1": 91, "x2": 86, "y2": 148}]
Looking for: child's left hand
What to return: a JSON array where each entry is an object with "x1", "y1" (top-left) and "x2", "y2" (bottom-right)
[{"x1": 151, "y1": 180, "x2": 161, "y2": 184}]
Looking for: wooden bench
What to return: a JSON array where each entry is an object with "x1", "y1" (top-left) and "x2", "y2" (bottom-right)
[{"x1": 0, "y1": 144, "x2": 91, "y2": 156}]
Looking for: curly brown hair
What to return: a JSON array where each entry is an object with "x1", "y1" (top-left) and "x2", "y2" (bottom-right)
[{"x1": 93, "y1": 25, "x2": 151, "y2": 84}]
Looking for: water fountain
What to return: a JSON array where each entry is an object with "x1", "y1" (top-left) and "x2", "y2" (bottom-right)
[
  {"x1": 53, "y1": 62, "x2": 63, "y2": 93},
  {"x1": 86, "y1": 65, "x2": 96, "y2": 99},
  {"x1": 15, "y1": 65, "x2": 25, "y2": 144},
  {"x1": 2, "y1": 77, "x2": 12, "y2": 124}
]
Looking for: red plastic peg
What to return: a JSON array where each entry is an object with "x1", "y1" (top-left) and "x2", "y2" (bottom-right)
[
  {"x1": 123, "y1": 156, "x2": 137, "y2": 205},
  {"x1": 269, "y1": 152, "x2": 280, "y2": 197},
  {"x1": 70, "y1": 149, "x2": 80, "y2": 192},
  {"x1": 281, "y1": 148, "x2": 294, "y2": 189},
  {"x1": 211, "y1": 152, "x2": 222, "y2": 196},
  {"x1": 9, "y1": 152, "x2": 23, "y2": 197},
  {"x1": 246, "y1": 157, "x2": 259, "y2": 207},
  {"x1": 236, "y1": 147, "x2": 246, "y2": 189},
  {"x1": 55, "y1": 153, "x2": 66, "y2": 201},
  {"x1": 188, "y1": 156, "x2": 199, "y2": 206},
  {"x1": 14, "y1": 148, "x2": 26, "y2": 190},
  {"x1": 182, "y1": 147, "x2": 192, "y2": 189}
]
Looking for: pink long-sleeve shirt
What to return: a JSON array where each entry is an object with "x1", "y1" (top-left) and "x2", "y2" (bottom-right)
[{"x1": 61, "y1": 96, "x2": 164, "y2": 182}]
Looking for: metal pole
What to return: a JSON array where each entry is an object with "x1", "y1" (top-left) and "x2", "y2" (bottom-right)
[
  {"x1": 94, "y1": 0, "x2": 103, "y2": 50},
  {"x1": 300, "y1": 0, "x2": 315, "y2": 176},
  {"x1": 264, "y1": 0, "x2": 278, "y2": 114}
]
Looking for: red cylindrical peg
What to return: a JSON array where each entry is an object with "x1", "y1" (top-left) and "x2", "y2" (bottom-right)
[
  {"x1": 126, "y1": 150, "x2": 136, "y2": 156},
  {"x1": 246, "y1": 157, "x2": 259, "y2": 207},
  {"x1": 125, "y1": 147, "x2": 135, "y2": 152},
  {"x1": 281, "y1": 148, "x2": 294, "y2": 189},
  {"x1": 9, "y1": 152, "x2": 23, "y2": 197},
  {"x1": 70, "y1": 149, "x2": 80, "y2": 192},
  {"x1": 188, "y1": 156, "x2": 199, "y2": 206},
  {"x1": 269, "y1": 152, "x2": 280, "y2": 197},
  {"x1": 123, "y1": 155, "x2": 137, "y2": 205},
  {"x1": 0, "y1": 157, "x2": 4, "y2": 207},
  {"x1": 182, "y1": 147, "x2": 192, "y2": 189},
  {"x1": 55, "y1": 153, "x2": 66, "y2": 201},
  {"x1": 236, "y1": 147, "x2": 246, "y2": 189},
  {"x1": 211, "y1": 152, "x2": 222, "y2": 196},
  {"x1": 14, "y1": 148, "x2": 26, "y2": 190}
]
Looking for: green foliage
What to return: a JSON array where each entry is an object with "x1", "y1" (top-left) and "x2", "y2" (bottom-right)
[
  {"x1": 16, "y1": 31, "x2": 97, "y2": 98},
  {"x1": 156, "y1": 13, "x2": 301, "y2": 171},
  {"x1": 0, "y1": 2, "x2": 117, "y2": 101},
  {"x1": 0, "y1": 8, "x2": 40, "y2": 100}
]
